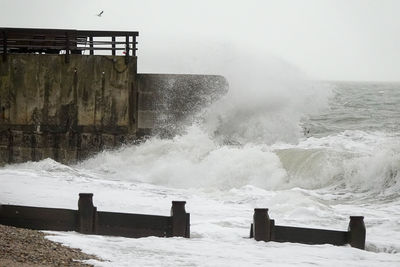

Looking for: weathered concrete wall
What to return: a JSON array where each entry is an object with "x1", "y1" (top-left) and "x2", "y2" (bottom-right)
[
  {"x1": 0, "y1": 55, "x2": 228, "y2": 164},
  {"x1": 0, "y1": 54, "x2": 137, "y2": 129},
  {"x1": 0, "y1": 54, "x2": 137, "y2": 163}
]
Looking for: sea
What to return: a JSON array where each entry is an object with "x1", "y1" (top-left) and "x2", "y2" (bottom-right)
[{"x1": 1, "y1": 81, "x2": 400, "y2": 266}]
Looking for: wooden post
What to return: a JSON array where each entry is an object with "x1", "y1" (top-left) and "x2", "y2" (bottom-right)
[
  {"x1": 253, "y1": 208, "x2": 271, "y2": 241},
  {"x1": 89, "y1": 36, "x2": 94, "y2": 55},
  {"x1": 171, "y1": 201, "x2": 189, "y2": 237},
  {"x1": 78, "y1": 193, "x2": 96, "y2": 234},
  {"x1": 348, "y1": 216, "x2": 366, "y2": 250},
  {"x1": 111, "y1": 36, "x2": 116, "y2": 56},
  {"x1": 2, "y1": 31, "x2": 7, "y2": 61},
  {"x1": 125, "y1": 35, "x2": 129, "y2": 64}
]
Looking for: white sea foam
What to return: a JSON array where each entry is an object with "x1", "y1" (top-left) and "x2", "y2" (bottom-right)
[
  {"x1": 76, "y1": 125, "x2": 400, "y2": 202},
  {"x1": 80, "y1": 125, "x2": 287, "y2": 190}
]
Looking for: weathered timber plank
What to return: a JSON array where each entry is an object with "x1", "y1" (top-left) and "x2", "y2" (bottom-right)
[
  {"x1": 273, "y1": 225, "x2": 348, "y2": 246},
  {"x1": 96, "y1": 211, "x2": 171, "y2": 238},
  {"x1": 0, "y1": 205, "x2": 77, "y2": 231}
]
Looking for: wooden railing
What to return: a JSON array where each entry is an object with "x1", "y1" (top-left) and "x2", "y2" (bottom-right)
[
  {"x1": 0, "y1": 193, "x2": 190, "y2": 238},
  {"x1": 0, "y1": 28, "x2": 139, "y2": 63},
  {"x1": 250, "y1": 208, "x2": 366, "y2": 250}
]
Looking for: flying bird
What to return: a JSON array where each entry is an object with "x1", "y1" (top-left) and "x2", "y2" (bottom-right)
[{"x1": 97, "y1": 10, "x2": 104, "y2": 17}]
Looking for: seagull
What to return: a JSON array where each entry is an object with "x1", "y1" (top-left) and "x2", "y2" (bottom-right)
[{"x1": 97, "y1": 10, "x2": 104, "y2": 17}]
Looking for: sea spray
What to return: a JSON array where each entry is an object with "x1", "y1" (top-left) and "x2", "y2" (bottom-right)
[
  {"x1": 78, "y1": 49, "x2": 335, "y2": 190},
  {"x1": 80, "y1": 125, "x2": 288, "y2": 190}
]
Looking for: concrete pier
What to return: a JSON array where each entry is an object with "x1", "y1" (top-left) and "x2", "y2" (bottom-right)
[{"x1": 0, "y1": 54, "x2": 227, "y2": 164}]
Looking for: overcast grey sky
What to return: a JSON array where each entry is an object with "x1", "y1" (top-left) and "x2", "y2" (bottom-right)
[{"x1": 1, "y1": 0, "x2": 399, "y2": 81}]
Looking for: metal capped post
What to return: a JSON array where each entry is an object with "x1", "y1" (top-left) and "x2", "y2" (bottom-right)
[
  {"x1": 78, "y1": 193, "x2": 96, "y2": 234},
  {"x1": 171, "y1": 201, "x2": 189, "y2": 237},
  {"x1": 253, "y1": 208, "x2": 271, "y2": 242},
  {"x1": 348, "y1": 216, "x2": 366, "y2": 250}
]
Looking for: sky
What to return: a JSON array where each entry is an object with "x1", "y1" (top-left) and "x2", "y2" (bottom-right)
[{"x1": 1, "y1": 0, "x2": 399, "y2": 81}]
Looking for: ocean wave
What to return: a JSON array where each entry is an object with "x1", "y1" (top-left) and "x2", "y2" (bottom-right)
[
  {"x1": 78, "y1": 126, "x2": 400, "y2": 200},
  {"x1": 275, "y1": 130, "x2": 400, "y2": 196}
]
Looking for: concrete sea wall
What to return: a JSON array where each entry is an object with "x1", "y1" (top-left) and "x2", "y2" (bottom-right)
[{"x1": 0, "y1": 54, "x2": 227, "y2": 164}]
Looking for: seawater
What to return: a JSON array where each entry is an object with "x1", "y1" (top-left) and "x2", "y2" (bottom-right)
[
  {"x1": 1, "y1": 81, "x2": 400, "y2": 266},
  {"x1": 306, "y1": 82, "x2": 400, "y2": 136}
]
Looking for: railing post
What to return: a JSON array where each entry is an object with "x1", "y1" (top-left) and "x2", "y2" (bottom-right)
[
  {"x1": 111, "y1": 36, "x2": 116, "y2": 56},
  {"x1": 78, "y1": 193, "x2": 96, "y2": 234},
  {"x1": 89, "y1": 36, "x2": 94, "y2": 55},
  {"x1": 253, "y1": 208, "x2": 271, "y2": 242},
  {"x1": 348, "y1": 216, "x2": 366, "y2": 250},
  {"x1": 171, "y1": 201, "x2": 189, "y2": 237},
  {"x1": 2, "y1": 31, "x2": 7, "y2": 62},
  {"x1": 132, "y1": 35, "x2": 137, "y2": 57},
  {"x1": 65, "y1": 31, "x2": 70, "y2": 63},
  {"x1": 125, "y1": 35, "x2": 130, "y2": 64}
]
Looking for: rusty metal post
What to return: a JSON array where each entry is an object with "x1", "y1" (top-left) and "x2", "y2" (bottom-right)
[
  {"x1": 171, "y1": 201, "x2": 189, "y2": 237},
  {"x1": 253, "y1": 208, "x2": 271, "y2": 241},
  {"x1": 2, "y1": 31, "x2": 7, "y2": 61},
  {"x1": 348, "y1": 216, "x2": 366, "y2": 250},
  {"x1": 78, "y1": 193, "x2": 96, "y2": 234},
  {"x1": 89, "y1": 36, "x2": 94, "y2": 55},
  {"x1": 111, "y1": 36, "x2": 116, "y2": 56}
]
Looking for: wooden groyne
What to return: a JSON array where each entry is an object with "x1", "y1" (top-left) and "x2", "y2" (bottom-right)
[
  {"x1": 1, "y1": 195, "x2": 368, "y2": 249},
  {"x1": 0, "y1": 193, "x2": 190, "y2": 238},
  {"x1": 250, "y1": 208, "x2": 366, "y2": 250}
]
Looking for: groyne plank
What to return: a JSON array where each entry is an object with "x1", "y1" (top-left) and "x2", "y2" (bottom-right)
[{"x1": 0, "y1": 205, "x2": 77, "y2": 231}]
